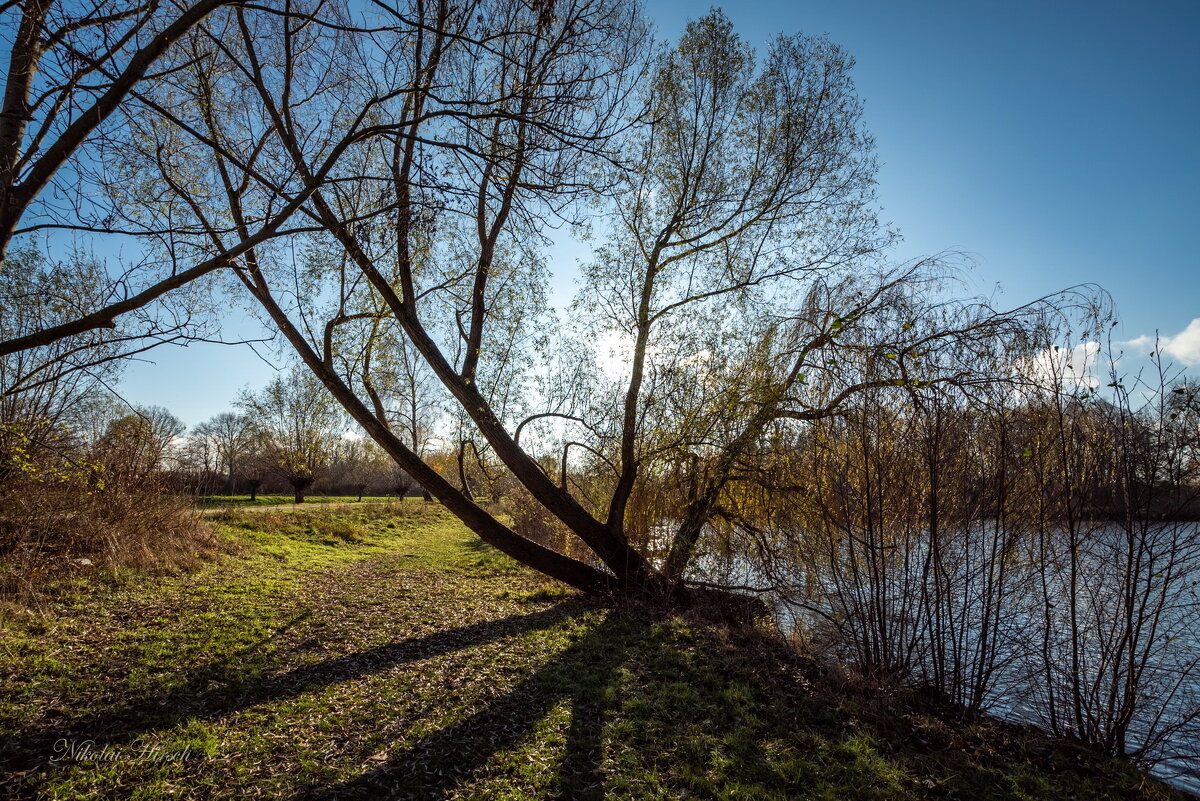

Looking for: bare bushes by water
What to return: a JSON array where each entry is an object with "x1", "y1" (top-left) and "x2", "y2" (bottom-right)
[{"x1": 692, "y1": 364, "x2": 1200, "y2": 787}]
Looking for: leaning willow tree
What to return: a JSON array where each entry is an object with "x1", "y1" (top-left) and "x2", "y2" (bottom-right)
[{"x1": 4, "y1": 0, "x2": 1056, "y2": 601}]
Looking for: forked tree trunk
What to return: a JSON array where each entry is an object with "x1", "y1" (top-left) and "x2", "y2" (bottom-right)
[
  {"x1": 233, "y1": 248, "x2": 764, "y2": 613},
  {"x1": 235, "y1": 268, "x2": 653, "y2": 596}
]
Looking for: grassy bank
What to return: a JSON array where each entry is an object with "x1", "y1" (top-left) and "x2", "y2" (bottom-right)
[{"x1": 0, "y1": 505, "x2": 1185, "y2": 800}]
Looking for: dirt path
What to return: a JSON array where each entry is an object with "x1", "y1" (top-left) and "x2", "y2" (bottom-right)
[{"x1": 2, "y1": 508, "x2": 601, "y2": 799}]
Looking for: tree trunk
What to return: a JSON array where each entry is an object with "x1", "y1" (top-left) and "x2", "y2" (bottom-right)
[
  {"x1": 232, "y1": 255, "x2": 766, "y2": 606},
  {"x1": 0, "y1": 0, "x2": 51, "y2": 259},
  {"x1": 305, "y1": 212, "x2": 658, "y2": 589}
]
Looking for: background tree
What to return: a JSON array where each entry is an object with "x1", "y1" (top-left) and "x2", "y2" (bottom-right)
[
  {"x1": 139, "y1": 406, "x2": 186, "y2": 469},
  {"x1": 193, "y1": 411, "x2": 256, "y2": 494},
  {"x1": 93, "y1": 414, "x2": 161, "y2": 484},
  {"x1": 1, "y1": 249, "x2": 131, "y2": 480},
  {"x1": 237, "y1": 366, "x2": 343, "y2": 504},
  {"x1": 92, "y1": 405, "x2": 184, "y2": 482},
  {"x1": 330, "y1": 437, "x2": 391, "y2": 500},
  {"x1": 388, "y1": 465, "x2": 420, "y2": 499},
  {"x1": 179, "y1": 423, "x2": 222, "y2": 494},
  {"x1": 238, "y1": 430, "x2": 274, "y2": 501},
  {"x1": 1166, "y1": 378, "x2": 1200, "y2": 475}
]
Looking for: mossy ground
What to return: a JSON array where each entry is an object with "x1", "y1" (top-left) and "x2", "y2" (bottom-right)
[{"x1": 0, "y1": 505, "x2": 1185, "y2": 800}]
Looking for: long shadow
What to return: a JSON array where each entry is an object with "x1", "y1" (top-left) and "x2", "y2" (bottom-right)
[
  {"x1": 0, "y1": 600, "x2": 589, "y2": 777},
  {"x1": 302, "y1": 611, "x2": 645, "y2": 801},
  {"x1": 554, "y1": 633, "x2": 626, "y2": 801}
]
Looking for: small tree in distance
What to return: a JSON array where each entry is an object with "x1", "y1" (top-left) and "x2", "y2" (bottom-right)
[
  {"x1": 239, "y1": 431, "x2": 274, "y2": 502},
  {"x1": 94, "y1": 406, "x2": 185, "y2": 484},
  {"x1": 332, "y1": 437, "x2": 393, "y2": 501},
  {"x1": 237, "y1": 367, "x2": 343, "y2": 504},
  {"x1": 194, "y1": 412, "x2": 257, "y2": 494}
]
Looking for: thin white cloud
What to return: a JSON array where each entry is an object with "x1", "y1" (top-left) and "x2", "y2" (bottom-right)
[
  {"x1": 1019, "y1": 341, "x2": 1102, "y2": 389},
  {"x1": 1122, "y1": 318, "x2": 1200, "y2": 366}
]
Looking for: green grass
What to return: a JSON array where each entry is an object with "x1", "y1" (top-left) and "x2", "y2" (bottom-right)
[
  {"x1": 193, "y1": 494, "x2": 411, "y2": 509},
  {"x1": 0, "y1": 507, "x2": 1185, "y2": 800}
]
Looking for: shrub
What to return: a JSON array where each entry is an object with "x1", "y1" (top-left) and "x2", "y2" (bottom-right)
[{"x1": 0, "y1": 414, "x2": 218, "y2": 607}]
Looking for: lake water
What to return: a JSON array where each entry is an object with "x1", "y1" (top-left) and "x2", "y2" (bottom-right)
[{"x1": 684, "y1": 523, "x2": 1200, "y2": 796}]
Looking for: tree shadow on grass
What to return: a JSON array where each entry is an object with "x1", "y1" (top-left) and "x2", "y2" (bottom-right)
[
  {"x1": 0, "y1": 600, "x2": 590, "y2": 780},
  {"x1": 302, "y1": 610, "x2": 645, "y2": 801}
]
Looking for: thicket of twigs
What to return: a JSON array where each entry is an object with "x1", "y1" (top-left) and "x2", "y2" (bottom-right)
[
  {"x1": 0, "y1": 412, "x2": 216, "y2": 607},
  {"x1": 682, "y1": 350, "x2": 1200, "y2": 775}
]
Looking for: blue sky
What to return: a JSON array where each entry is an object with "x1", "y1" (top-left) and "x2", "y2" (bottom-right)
[{"x1": 120, "y1": 0, "x2": 1200, "y2": 428}]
